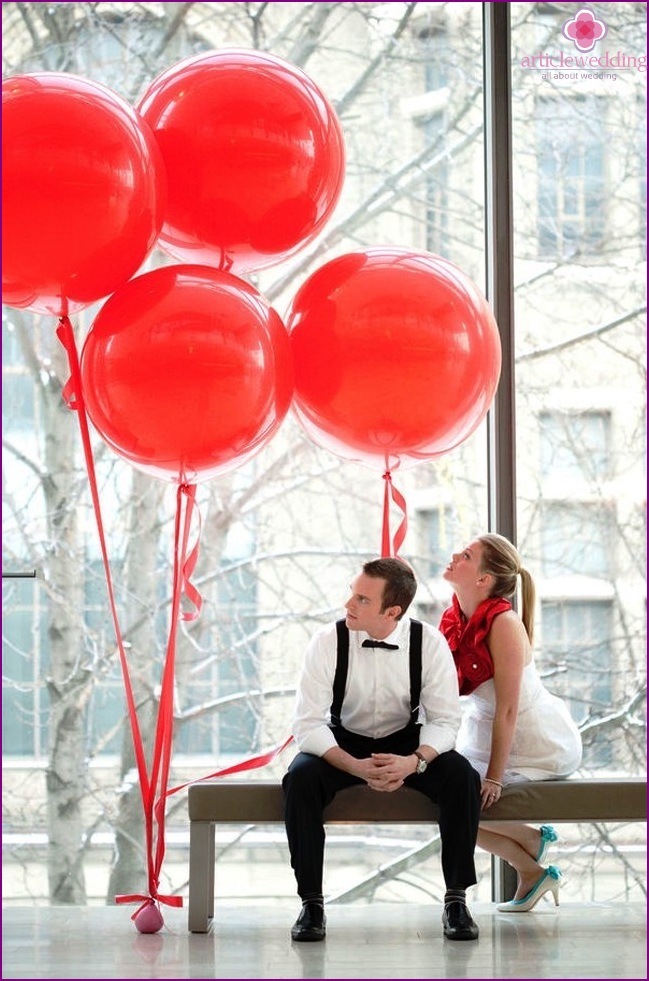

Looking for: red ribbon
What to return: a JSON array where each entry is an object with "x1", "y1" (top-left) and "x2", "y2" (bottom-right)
[
  {"x1": 164, "y1": 735, "x2": 294, "y2": 798},
  {"x1": 57, "y1": 319, "x2": 192, "y2": 912},
  {"x1": 116, "y1": 893, "x2": 184, "y2": 917},
  {"x1": 57, "y1": 316, "x2": 292, "y2": 921},
  {"x1": 381, "y1": 470, "x2": 408, "y2": 557},
  {"x1": 57, "y1": 316, "x2": 151, "y2": 807}
]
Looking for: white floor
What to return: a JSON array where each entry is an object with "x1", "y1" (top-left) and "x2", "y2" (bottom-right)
[{"x1": 2, "y1": 901, "x2": 646, "y2": 980}]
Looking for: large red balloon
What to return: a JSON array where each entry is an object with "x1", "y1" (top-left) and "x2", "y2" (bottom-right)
[
  {"x1": 137, "y1": 49, "x2": 345, "y2": 274},
  {"x1": 287, "y1": 248, "x2": 502, "y2": 471},
  {"x1": 2, "y1": 73, "x2": 166, "y2": 317},
  {"x1": 80, "y1": 265, "x2": 293, "y2": 483}
]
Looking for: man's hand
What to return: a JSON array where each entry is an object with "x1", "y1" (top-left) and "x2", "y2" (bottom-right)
[
  {"x1": 365, "y1": 752, "x2": 415, "y2": 792},
  {"x1": 321, "y1": 747, "x2": 405, "y2": 786}
]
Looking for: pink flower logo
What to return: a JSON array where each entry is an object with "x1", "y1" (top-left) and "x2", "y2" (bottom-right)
[{"x1": 562, "y1": 7, "x2": 608, "y2": 53}]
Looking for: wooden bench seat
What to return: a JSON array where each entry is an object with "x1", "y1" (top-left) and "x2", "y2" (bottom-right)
[{"x1": 187, "y1": 777, "x2": 646, "y2": 932}]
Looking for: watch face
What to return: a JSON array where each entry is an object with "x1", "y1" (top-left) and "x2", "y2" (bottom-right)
[{"x1": 417, "y1": 758, "x2": 427, "y2": 773}]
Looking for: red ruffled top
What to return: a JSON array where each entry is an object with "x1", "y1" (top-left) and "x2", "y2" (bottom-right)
[{"x1": 439, "y1": 595, "x2": 512, "y2": 695}]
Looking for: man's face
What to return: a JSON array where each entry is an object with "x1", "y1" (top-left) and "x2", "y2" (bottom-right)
[{"x1": 344, "y1": 572, "x2": 399, "y2": 638}]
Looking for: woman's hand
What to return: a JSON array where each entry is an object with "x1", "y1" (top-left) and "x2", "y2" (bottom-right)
[{"x1": 480, "y1": 777, "x2": 503, "y2": 809}]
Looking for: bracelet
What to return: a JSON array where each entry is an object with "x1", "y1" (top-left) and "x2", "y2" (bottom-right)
[{"x1": 484, "y1": 778, "x2": 503, "y2": 788}]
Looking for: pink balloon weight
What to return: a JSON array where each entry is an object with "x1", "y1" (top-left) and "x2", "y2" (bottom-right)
[
  {"x1": 80, "y1": 265, "x2": 293, "y2": 483},
  {"x1": 287, "y1": 248, "x2": 502, "y2": 471},
  {"x1": 2, "y1": 73, "x2": 166, "y2": 317},
  {"x1": 133, "y1": 902, "x2": 164, "y2": 934},
  {"x1": 137, "y1": 49, "x2": 345, "y2": 274}
]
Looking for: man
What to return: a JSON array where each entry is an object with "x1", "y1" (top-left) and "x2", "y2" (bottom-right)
[{"x1": 282, "y1": 557, "x2": 481, "y2": 943}]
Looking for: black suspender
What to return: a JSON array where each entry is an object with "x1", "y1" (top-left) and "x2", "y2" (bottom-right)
[
  {"x1": 409, "y1": 619, "x2": 422, "y2": 716},
  {"x1": 330, "y1": 620, "x2": 349, "y2": 727},
  {"x1": 330, "y1": 619, "x2": 423, "y2": 727}
]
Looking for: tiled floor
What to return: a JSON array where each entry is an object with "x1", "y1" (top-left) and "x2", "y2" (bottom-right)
[{"x1": 2, "y1": 900, "x2": 646, "y2": 979}]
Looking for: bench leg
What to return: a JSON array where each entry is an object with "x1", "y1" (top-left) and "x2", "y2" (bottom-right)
[
  {"x1": 188, "y1": 820, "x2": 215, "y2": 932},
  {"x1": 491, "y1": 855, "x2": 517, "y2": 902}
]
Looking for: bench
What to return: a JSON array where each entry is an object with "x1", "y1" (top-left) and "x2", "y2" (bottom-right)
[{"x1": 187, "y1": 777, "x2": 646, "y2": 932}]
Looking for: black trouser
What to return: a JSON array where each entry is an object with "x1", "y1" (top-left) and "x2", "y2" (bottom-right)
[{"x1": 282, "y1": 725, "x2": 481, "y2": 900}]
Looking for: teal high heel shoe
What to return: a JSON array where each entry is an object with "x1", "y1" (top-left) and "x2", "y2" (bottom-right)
[
  {"x1": 497, "y1": 866, "x2": 562, "y2": 912},
  {"x1": 535, "y1": 825, "x2": 558, "y2": 864}
]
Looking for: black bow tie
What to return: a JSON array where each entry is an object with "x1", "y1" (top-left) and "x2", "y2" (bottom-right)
[{"x1": 362, "y1": 639, "x2": 399, "y2": 650}]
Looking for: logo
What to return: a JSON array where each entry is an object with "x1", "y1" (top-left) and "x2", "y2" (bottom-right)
[
  {"x1": 517, "y1": 4, "x2": 646, "y2": 79},
  {"x1": 562, "y1": 7, "x2": 607, "y2": 53}
]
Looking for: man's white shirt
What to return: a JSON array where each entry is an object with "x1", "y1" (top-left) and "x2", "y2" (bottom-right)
[{"x1": 292, "y1": 616, "x2": 461, "y2": 757}]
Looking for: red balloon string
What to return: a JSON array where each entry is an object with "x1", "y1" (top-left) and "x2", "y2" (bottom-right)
[
  {"x1": 125, "y1": 732, "x2": 295, "y2": 913},
  {"x1": 146, "y1": 483, "x2": 203, "y2": 898},
  {"x1": 59, "y1": 316, "x2": 183, "y2": 911},
  {"x1": 56, "y1": 317, "x2": 150, "y2": 808},
  {"x1": 218, "y1": 250, "x2": 234, "y2": 272},
  {"x1": 115, "y1": 734, "x2": 296, "y2": 912},
  {"x1": 116, "y1": 892, "x2": 183, "y2": 915},
  {"x1": 381, "y1": 470, "x2": 408, "y2": 558},
  {"x1": 58, "y1": 316, "x2": 169, "y2": 910},
  {"x1": 178, "y1": 485, "x2": 203, "y2": 622},
  {"x1": 58, "y1": 317, "x2": 294, "y2": 918},
  {"x1": 164, "y1": 735, "x2": 295, "y2": 799}
]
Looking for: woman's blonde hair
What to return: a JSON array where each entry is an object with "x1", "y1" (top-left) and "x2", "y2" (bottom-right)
[{"x1": 477, "y1": 533, "x2": 536, "y2": 645}]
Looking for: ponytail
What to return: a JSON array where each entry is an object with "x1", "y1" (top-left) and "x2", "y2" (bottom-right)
[
  {"x1": 519, "y1": 567, "x2": 535, "y2": 646},
  {"x1": 478, "y1": 533, "x2": 536, "y2": 645}
]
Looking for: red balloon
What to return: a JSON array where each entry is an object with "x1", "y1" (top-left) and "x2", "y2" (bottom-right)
[
  {"x1": 80, "y1": 265, "x2": 293, "y2": 483},
  {"x1": 2, "y1": 73, "x2": 166, "y2": 317},
  {"x1": 287, "y1": 248, "x2": 502, "y2": 471},
  {"x1": 137, "y1": 50, "x2": 345, "y2": 274}
]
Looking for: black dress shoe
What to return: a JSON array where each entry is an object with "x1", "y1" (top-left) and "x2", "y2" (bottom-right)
[
  {"x1": 291, "y1": 902, "x2": 326, "y2": 942},
  {"x1": 442, "y1": 901, "x2": 479, "y2": 941}
]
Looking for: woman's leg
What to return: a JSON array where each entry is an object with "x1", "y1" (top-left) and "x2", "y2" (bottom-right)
[
  {"x1": 482, "y1": 820, "x2": 546, "y2": 860},
  {"x1": 477, "y1": 822, "x2": 545, "y2": 899}
]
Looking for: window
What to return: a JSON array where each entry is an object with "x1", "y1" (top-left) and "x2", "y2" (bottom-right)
[
  {"x1": 214, "y1": 564, "x2": 259, "y2": 754},
  {"x1": 414, "y1": 22, "x2": 452, "y2": 258},
  {"x1": 2, "y1": 320, "x2": 38, "y2": 434},
  {"x1": 174, "y1": 562, "x2": 259, "y2": 756},
  {"x1": 2, "y1": 578, "x2": 48, "y2": 756},
  {"x1": 418, "y1": 25, "x2": 449, "y2": 93},
  {"x1": 541, "y1": 598, "x2": 613, "y2": 767},
  {"x1": 540, "y1": 410, "x2": 611, "y2": 483},
  {"x1": 416, "y1": 506, "x2": 461, "y2": 579},
  {"x1": 422, "y1": 114, "x2": 449, "y2": 257},
  {"x1": 536, "y1": 97, "x2": 606, "y2": 258},
  {"x1": 541, "y1": 502, "x2": 614, "y2": 578}
]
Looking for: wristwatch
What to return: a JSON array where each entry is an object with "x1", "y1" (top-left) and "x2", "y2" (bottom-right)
[{"x1": 413, "y1": 750, "x2": 428, "y2": 774}]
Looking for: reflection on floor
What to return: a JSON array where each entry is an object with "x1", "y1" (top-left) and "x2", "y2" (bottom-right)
[{"x1": 3, "y1": 901, "x2": 646, "y2": 979}]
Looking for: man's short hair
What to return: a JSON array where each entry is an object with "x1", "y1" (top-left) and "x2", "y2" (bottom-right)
[{"x1": 363, "y1": 557, "x2": 417, "y2": 619}]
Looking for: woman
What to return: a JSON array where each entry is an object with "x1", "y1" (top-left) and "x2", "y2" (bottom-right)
[{"x1": 439, "y1": 533, "x2": 582, "y2": 911}]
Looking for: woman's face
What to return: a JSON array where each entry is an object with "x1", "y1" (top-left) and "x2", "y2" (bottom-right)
[{"x1": 442, "y1": 539, "x2": 484, "y2": 589}]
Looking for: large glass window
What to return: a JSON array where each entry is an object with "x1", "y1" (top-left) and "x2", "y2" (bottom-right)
[
  {"x1": 2, "y1": 578, "x2": 48, "y2": 756},
  {"x1": 512, "y1": 0, "x2": 645, "y2": 787},
  {"x1": 541, "y1": 502, "x2": 614, "y2": 578},
  {"x1": 536, "y1": 96, "x2": 606, "y2": 259},
  {"x1": 540, "y1": 410, "x2": 611, "y2": 483},
  {"x1": 415, "y1": 505, "x2": 461, "y2": 579},
  {"x1": 542, "y1": 599, "x2": 613, "y2": 768}
]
